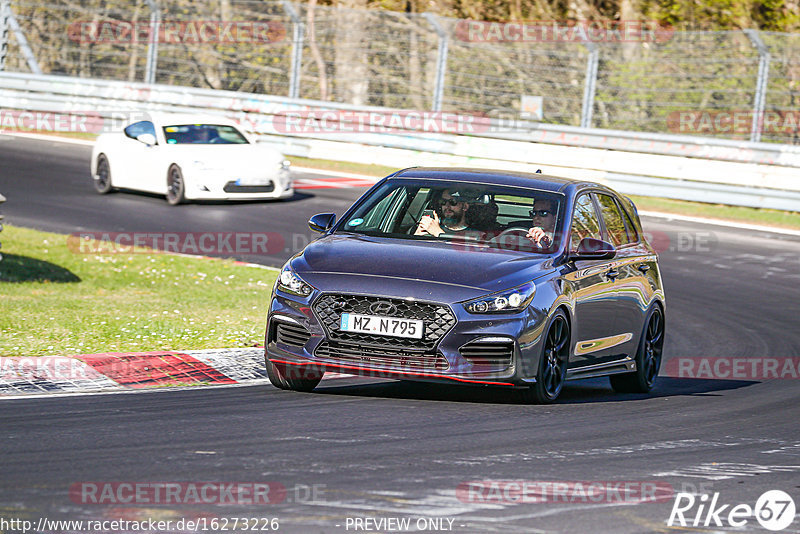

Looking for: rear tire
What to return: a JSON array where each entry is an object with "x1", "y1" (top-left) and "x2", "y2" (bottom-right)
[
  {"x1": 265, "y1": 357, "x2": 323, "y2": 392},
  {"x1": 166, "y1": 165, "x2": 186, "y2": 205},
  {"x1": 518, "y1": 310, "x2": 570, "y2": 404},
  {"x1": 610, "y1": 305, "x2": 664, "y2": 393},
  {"x1": 93, "y1": 154, "x2": 114, "y2": 194}
]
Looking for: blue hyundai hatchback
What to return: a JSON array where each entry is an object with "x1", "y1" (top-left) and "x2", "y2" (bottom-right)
[{"x1": 265, "y1": 168, "x2": 665, "y2": 403}]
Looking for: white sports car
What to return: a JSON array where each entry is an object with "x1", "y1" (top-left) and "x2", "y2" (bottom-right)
[{"x1": 91, "y1": 113, "x2": 293, "y2": 205}]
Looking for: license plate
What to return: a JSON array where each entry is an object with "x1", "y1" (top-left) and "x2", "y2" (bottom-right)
[
  {"x1": 235, "y1": 177, "x2": 268, "y2": 186},
  {"x1": 340, "y1": 313, "x2": 423, "y2": 339}
]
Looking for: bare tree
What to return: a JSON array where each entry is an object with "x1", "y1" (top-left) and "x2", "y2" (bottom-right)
[
  {"x1": 334, "y1": 0, "x2": 368, "y2": 105},
  {"x1": 307, "y1": 0, "x2": 329, "y2": 100}
]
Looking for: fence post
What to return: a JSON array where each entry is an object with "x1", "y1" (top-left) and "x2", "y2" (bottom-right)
[
  {"x1": 744, "y1": 29, "x2": 770, "y2": 143},
  {"x1": 423, "y1": 13, "x2": 448, "y2": 112},
  {"x1": 282, "y1": 1, "x2": 304, "y2": 99},
  {"x1": 0, "y1": 0, "x2": 10, "y2": 72},
  {"x1": 144, "y1": 0, "x2": 160, "y2": 84},
  {"x1": 580, "y1": 42, "x2": 599, "y2": 129}
]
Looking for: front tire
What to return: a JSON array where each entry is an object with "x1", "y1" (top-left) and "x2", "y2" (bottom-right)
[
  {"x1": 519, "y1": 310, "x2": 570, "y2": 404},
  {"x1": 93, "y1": 154, "x2": 114, "y2": 194},
  {"x1": 265, "y1": 357, "x2": 323, "y2": 392},
  {"x1": 166, "y1": 165, "x2": 186, "y2": 205},
  {"x1": 610, "y1": 305, "x2": 664, "y2": 393}
]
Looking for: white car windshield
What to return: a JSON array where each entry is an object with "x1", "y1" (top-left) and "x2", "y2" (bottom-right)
[{"x1": 162, "y1": 124, "x2": 249, "y2": 145}]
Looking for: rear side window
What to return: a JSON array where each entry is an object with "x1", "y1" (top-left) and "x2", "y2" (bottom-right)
[
  {"x1": 570, "y1": 194, "x2": 602, "y2": 250},
  {"x1": 124, "y1": 121, "x2": 156, "y2": 141},
  {"x1": 620, "y1": 204, "x2": 640, "y2": 243},
  {"x1": 596, "y1": 194, "x2": 633, "y2": 247}
]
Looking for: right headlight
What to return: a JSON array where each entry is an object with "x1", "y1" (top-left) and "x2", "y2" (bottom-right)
[
  {"x1": 462, "y1": 281, "x2": 536, "y2": 314},
  {"x1": 277, "y1": 262, "x2": 314, "y2": 297}
]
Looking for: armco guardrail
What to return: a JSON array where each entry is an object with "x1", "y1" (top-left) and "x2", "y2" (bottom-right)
[{"x1": 1, "y1": 71, "x2": 799, "y2": 212}]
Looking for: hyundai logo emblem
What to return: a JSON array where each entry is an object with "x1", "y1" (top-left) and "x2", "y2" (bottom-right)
[{"x1": 369, "y1": 301, "x2": 397, "y2": 316}]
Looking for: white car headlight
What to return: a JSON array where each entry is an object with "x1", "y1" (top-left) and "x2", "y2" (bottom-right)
[
  {"x1": 462, "y1": 281, "x2": 536, "y2": 314},
  {"x1": 277, "y1": 262, "x2": 314, "y2": 297}
]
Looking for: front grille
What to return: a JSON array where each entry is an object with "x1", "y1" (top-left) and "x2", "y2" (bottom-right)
[
  {"x1": 274, "y1": 322, "x2": 311, "y2": 348},
  {"x1": 459, "y1": 339, "x2": 514, "y2": 368},
  {"x1": 316, "y1": 341, "x2": 448, "y2": 371},
  {"x1": 223, "y1": 182, "x2": 274, "y2": 193},
  {"x1": 313, "y1": 294, "x2": 456, "y2": 351}
]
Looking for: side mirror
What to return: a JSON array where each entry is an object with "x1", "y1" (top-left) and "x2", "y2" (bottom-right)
[
  {"x1": 308, "y1": 213, "x2": 336, "y2": 233},
  {"x1": 570, "y1": 237, "x2": 616, "y2": 261},
  {"x1": 136, "y1": 133, "x2": 157, "y2": 146}
]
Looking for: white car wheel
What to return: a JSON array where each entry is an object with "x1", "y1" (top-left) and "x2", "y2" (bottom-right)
[
  {"x1": 93, "y1": 154, "x2": 114, "y2": 194},
  {"x1": 166, "y1": 165, "x2": 186, "y2": 205}
]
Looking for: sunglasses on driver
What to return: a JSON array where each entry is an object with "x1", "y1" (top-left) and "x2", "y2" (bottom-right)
[{"x1": 530, "y1": 209, "x2": 553, "y2": 217}]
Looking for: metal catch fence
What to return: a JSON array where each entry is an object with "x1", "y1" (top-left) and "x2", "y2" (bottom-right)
[{"x1": 1, "y1": 0, "x2": 799, "y2": 144}]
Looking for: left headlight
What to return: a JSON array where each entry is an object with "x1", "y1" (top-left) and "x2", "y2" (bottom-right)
[
  {"x1": 462, "y1": 281, "x2": 536, "y2": 314},
  {"x1": 277, "y1": 262, "x2": 314, "y2": 297}
]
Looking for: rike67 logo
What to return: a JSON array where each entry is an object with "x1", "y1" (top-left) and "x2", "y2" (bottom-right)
[{"x1": 668, "y1": 490, "x2": 796, "y2": 531}]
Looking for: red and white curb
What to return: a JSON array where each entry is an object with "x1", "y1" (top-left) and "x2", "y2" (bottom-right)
[{"x1": 0, "y1": 348, "x2": 351, "y2": 397}]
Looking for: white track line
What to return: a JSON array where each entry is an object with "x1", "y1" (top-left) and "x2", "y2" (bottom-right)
[{"x1": 639, "y1": 210, "x2": 800, "y2": 237}]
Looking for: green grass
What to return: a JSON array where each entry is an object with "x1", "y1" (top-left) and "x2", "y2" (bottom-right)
[
  {"x1": 288, "y1": 155, "x2": 398, "y2": 178},
  {"x1": 0, "y1": 225, "x2": 278, "y2": 357},
  {"x1": 5, "y1": 129, "x2": 98, "y2": 141}
]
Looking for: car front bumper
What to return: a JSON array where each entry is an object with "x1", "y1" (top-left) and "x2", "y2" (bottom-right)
[
  {"x1": 265, "y1": 289, "x2": 551, "y2": 387},
  {"x1": 184, "y1": 169, "x2": 293, "y2": 200}
]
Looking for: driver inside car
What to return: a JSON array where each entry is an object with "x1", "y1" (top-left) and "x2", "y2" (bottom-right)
[{"x1": 525, "y1": 198, "x2": 558, "y2": 247}]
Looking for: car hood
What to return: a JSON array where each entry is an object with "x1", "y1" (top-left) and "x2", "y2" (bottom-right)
[
  {"x1": 168, "y1": 144, "x2": 283, "y2": 169},
  {"x1": 294, "y1": 233, "x2": 555, "y2": 302}
]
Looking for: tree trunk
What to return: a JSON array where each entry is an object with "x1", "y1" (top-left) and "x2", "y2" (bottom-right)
[
  {"x1": 306, "y1": 0, "x2": 329, "y2": 100},
  {"x1": 334, "y1": 0, "x2": 368, "y2": 105},
  {"x1": 126, "y1": 1, "x2": 142, "y2": 81},
  {"x1": 407, "y1": 26, "x2": 424, "y2": 109}
]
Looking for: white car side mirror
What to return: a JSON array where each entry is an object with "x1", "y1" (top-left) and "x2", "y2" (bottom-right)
[{"x1": 136, "y1": 133, "x2": 157, "y2": 146}]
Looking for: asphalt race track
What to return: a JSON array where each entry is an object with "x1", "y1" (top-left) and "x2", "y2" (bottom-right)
[{"x1": 1, "y1": 134, "x2": 799, "y2": 533}]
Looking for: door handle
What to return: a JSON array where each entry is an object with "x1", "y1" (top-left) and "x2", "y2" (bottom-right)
[
  {"x1": 638, "y1": 264, "x2": 650, "y2": 273},
  {"x1": 606, "y1": 269, "x2": 619, "y2": 280}
]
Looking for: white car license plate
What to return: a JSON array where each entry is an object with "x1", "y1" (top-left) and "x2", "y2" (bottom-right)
[
  {"x1": 235, "y1": 177, "x2": 269, "y2": 186},
  {"x1": 340, "y1": 313, "x2": 423, "y2": 339}
]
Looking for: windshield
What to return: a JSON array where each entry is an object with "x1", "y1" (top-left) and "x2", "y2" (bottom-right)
[
  {"x1": 338, "y1": 179, "x2": 564, "y2": 252},
  {"x1": 162, "y1": 124, "x2": 249, "y2": 145}
]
